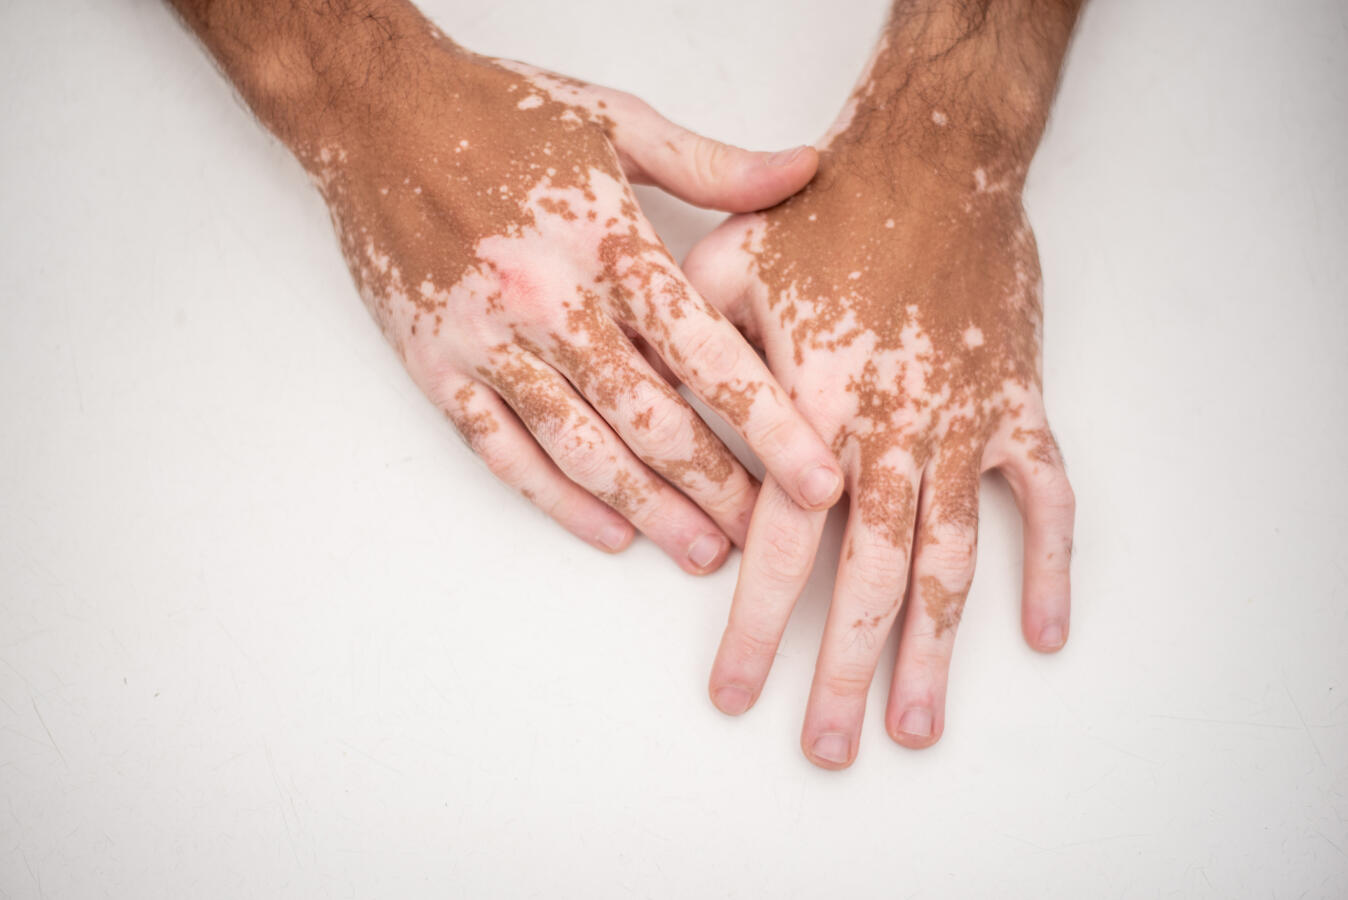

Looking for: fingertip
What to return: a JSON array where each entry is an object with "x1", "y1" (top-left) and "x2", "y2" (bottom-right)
[
  {"x1": 593, "y1": 521, "x2": 635, "y2": 553},
  {"x1": 803, "y1": 731, "x2": 855, "y2": 770},
  {"x1": 711, "y1": 684, "x2": 754, "y2": 716},
  {"x1": 886, "y1": 707, "x2": 943, "y2": 749},
  {"x1": 732, "y1": 145, "x2": 819, "y2": 213},
  {"x1": 762, "y1": 144, "x2": 818, "y2": 174},
  {"x1": 1026, "y1": 618, "x2": 1069, "y2": 653},
  {"x1": 794, "y1": 463, "x2": 844, "y2": 511},
  {"x1": 684, "y1": 533, "x2": 731, "y2": 575}
]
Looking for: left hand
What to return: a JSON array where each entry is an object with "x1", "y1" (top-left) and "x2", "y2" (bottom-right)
[{"x1": 684, "y1": 97, "x2": 1076, "y2": 770}]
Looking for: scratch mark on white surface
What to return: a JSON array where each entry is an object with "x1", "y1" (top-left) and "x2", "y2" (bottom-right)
[
  {"x1": 264, "y1": 742, "x2": 302, "y2": 866},
  {"x1": 1317, "y1": 830, "x2": 1347, "y2": 858},
  {"x1": 21, "y1": 851, "x2": 44, "y2": 898},
  {"x1": 998, "y1": 831, "x2": 1048, "y2": 850},
  {"x1": 1284, "y1": 683, "x2": 1326, "y2": 766},
  {"x1": 337, "y1": 739, "x2": 404, "y2": 776},
  {"x1": 30, "y1": 699, "x2": 66, "y2": 769},
  {"x1": 1, "y1": 658, "x2": 37, "y2": 694},
  {"x1": 1087, "y1": 731, "x2": 1159, "y2": 766},
  {"x1": 1148, "y1": 713, "x2": 1297, "y2": 730},
  {"x1": 1200, "y1": 867, "x2": 1215, "y2": 892}
]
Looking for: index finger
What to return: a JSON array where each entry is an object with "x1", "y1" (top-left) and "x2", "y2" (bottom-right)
[
  {"x1": 606, "y1": 239, "x2": 843, "y2": 511},
  {"x1": 708, "y1": 476, "x2": 828, "y2": 715}
]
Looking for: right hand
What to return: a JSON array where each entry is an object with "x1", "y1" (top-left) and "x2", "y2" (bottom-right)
[{"x1": 293, "y1": 22, "x2": 844, "y2": 573}]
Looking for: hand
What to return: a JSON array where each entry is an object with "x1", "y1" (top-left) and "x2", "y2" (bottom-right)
[
  {"x1": 684, "y1": 1, "x2": 1079, "y2": 766},
  {"x1": 169, "y1": 0, "x2": 845, "y2": 574}
]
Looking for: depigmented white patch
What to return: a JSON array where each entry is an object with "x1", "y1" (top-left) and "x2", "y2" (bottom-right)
[
  {"x1": 517, "y1": 94, "x2": 544, "y2": 111},
  {"x1": 963, "y1": 326, "x2": 984, "y2": 348},
  {"x1": 884, "y1": 219, "x2": 895, "y2": 229},
  {"x1": 931, "y1": 110, "x2": 948, "y2": 127},
  {"x1": 973, "y1": 168, "x2": 989, "y2": 192}
]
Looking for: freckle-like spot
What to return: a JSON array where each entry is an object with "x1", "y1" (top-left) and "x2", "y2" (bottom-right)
[
  {"x1": 1011, "y1": 426, "x2": 1060, "y2": 467},
  {"x1": 449, "y1": 383, "x2": 499, "y2": 450},
  {"x1": 595, "y1": 468, "x2": 657, "y2": 515},
  {"x1": 921, "y1": 574, "x2": 966, "y2": 637},
  {"x1": 706, "y1": 380, "x2": 763, "y2": 429}
]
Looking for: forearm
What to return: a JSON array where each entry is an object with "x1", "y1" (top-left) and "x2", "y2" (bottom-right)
[
  {"x1": 834, "y1": 0, "x2": 1083, "y2": 174},
  {"x1": 164, "y1": 0, "x2": 441, "y2": 149}
]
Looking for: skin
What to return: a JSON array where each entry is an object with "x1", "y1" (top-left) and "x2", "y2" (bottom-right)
[
  {"x1": 685, "y1": 0, "x2": 1082, "y2": 768},
  {"x1": 165, "y1": 0, "x2": 846, "y2": 574}
]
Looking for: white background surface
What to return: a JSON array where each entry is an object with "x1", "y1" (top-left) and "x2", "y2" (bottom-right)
[{"x1": 2, "y1": 0, "x2": 1346, "y2": 897}]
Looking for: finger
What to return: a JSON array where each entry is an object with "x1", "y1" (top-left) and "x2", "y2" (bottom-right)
[
  {"x1": 440, "y1": 379, "x2": 634, "y2": 554},
  {"x1": 608, "y1": 251, "x2": 843, "y2": 513},
  {"x1": 606, "y1": 99, "x2": 819, "y2": 212},
  {"x1": 884, "y1": 463, "x2": 982, "y2": 751},
  {"x1": 626, "y1": 329, "x2": 680, "y2": 387},
  {"x1": 681, "y1": 215, "x2": 763, "y2": 346},
  {"x1": 543, "y1": 309, "x2": 758, "y2": 545},
  {"x1": 479, "y1": 350, "x2": 732, "y2": 575},
  {"x1": 999, "y1": 425, "x2": 1075, "y2": 653},
  {"x1": 708, "y1": 476, "x2": 828, "y2": 716},
  {"x1": 799, "y1": 474, "x2": 920, "y2": 770}
]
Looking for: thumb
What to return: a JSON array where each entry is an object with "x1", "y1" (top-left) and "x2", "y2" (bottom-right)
[
  {"x1": 612, "y1": 102, "x2": 818, "y2": 213},
  {"x1": 683, "y1": 217, "x2": 764, "y2": 349}
]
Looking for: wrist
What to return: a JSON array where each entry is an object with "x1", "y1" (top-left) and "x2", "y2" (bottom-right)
[
  {"x1": 169, "y1": 0, "x2": 450, "y2": 152},
  {"x1": 825, "y1": 0, "x2": 1081, "y2": 179}
]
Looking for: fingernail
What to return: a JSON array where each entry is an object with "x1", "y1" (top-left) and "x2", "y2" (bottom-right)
[
  {"x1": 688, "y1": 534, "x2": 727, "y2": 570},
  {"x1": 1039, "y1": 622, "x2": 1065, "y2": 649},
  {"x1": 714, "y1": 686, "x2": 753, "y2": 715},
  {"x1": 897, "y1": 707, "x2": 933, "y2": 739},
  {"x1": 798, "y1": 465, "x2": 841, "y2": 508},
  {"x1": 811, "y1": 733, "x2": 851, "y2": 765},
  {"x1": 765, "y1": 145, "x2": 808, "y2": 167},
  {"x1": 597, "y1": 523, "x2": 629, "y2": 552}
]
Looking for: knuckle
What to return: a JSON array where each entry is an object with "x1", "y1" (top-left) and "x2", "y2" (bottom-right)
[
  {"x1": 849, "y1": 549, "x2": 909, "y2": 599},
  {"x1": 423, "y1": 373, "x2": 463, "y2": 413},
  {"x1": 725, "y1": 627, "x2": 778, "y2": 665},
  {"x1": 753, "y1": 520, "x2": 813, "y2": 584},
  {"x1": 681, "y1": 327, "x2": 741, "y2": 380},
  {"x1": 691, "y1": 136, "x2": 730, "y2": 185},
  {"x1": 551, "y1": 435, "x2": 613, "y2": 485},
  {"x1": 634, "y1": 397, "x2": 689, "y2": 458},
  {"x1": 481, "y1": 445, "x2": 532, "y2": 489},
  {"x1": 906, "y1": 646, "x2": 954, "y2": 677},
  {"x1": 822, "y1": 664, "x2": 874, "y2": 700},
  {"x1": 1040, "y1": 471, "x2": 1076, "y2": 514},
  {"x1": 709, "y1": 475, "x2": 757, "y2": 525},
  {"x1": 921, "y1": 523, "x2": 979, "y2": 581},
  {"x1": 747, "y1": 412, "x2": 795, "y2": 459}
]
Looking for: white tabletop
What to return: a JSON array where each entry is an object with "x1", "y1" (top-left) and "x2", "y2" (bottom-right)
[{"x1": 2, "y1": 0, "x2": 1345, "y2": 897}]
